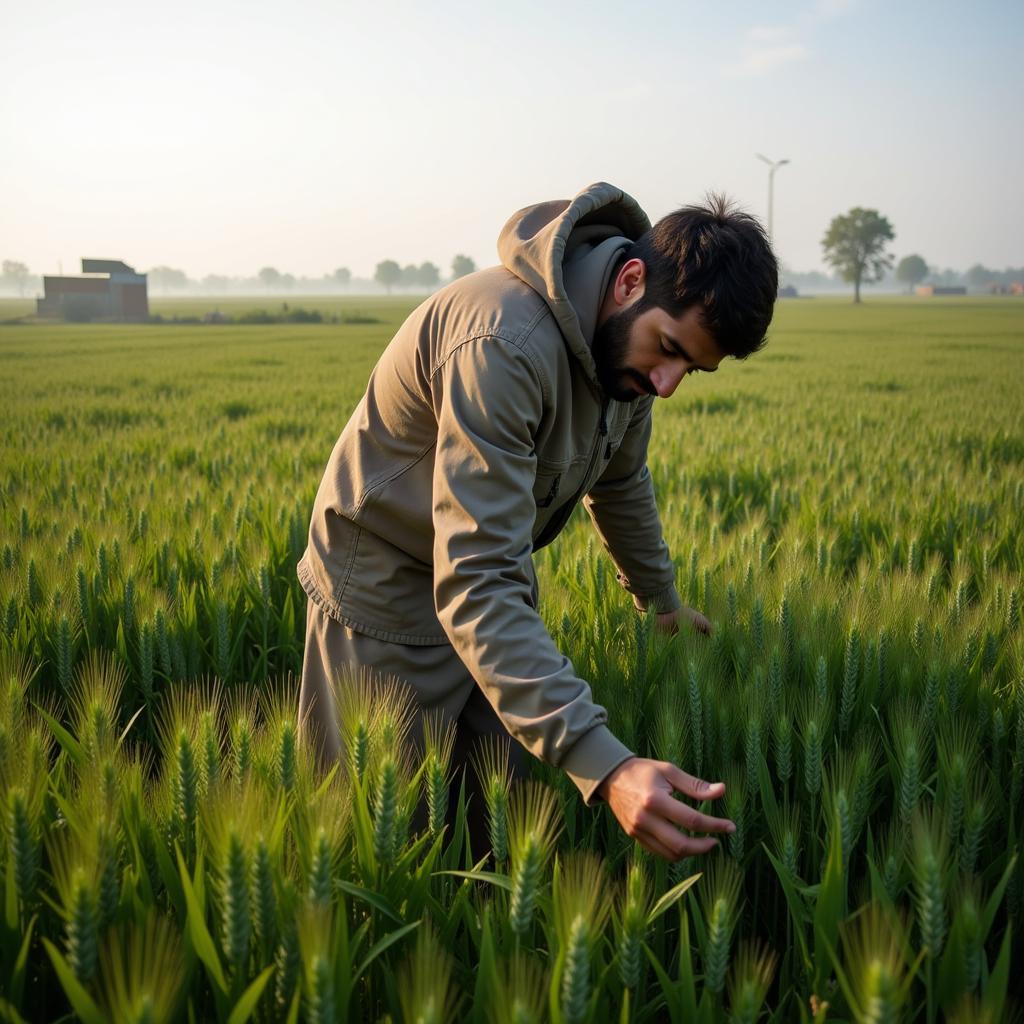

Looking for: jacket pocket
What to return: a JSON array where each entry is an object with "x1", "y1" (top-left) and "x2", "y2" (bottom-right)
[{"x1": 533, "y1": 469, "x2": 562, "y2": 509}]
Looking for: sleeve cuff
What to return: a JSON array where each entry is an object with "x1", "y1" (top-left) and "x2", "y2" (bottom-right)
[
  {"x1": 559, "y1": 724, "x2": 635, "y2": 807},
  {"x1": 629, "y1": 581, "x2": 682, "y2": 615}
]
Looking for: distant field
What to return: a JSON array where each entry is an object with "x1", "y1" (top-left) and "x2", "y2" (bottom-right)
[
  {"x1": 0, "y1": 294, "x2": 428, "y2": 322},
  {"x1": 2, "y1": 290, "x2": 1020, "y2": 324},
  {"x1": 0, "y1": 296, "x2": 1022, "y2": 1021}
]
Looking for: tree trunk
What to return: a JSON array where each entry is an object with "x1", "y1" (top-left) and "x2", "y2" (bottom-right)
[{"x1": 854, "y1": 270, "x2": 862, "y2": 304}]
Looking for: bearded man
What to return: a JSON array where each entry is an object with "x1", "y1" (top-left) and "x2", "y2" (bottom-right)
[{"x1": 298, "y1": 182, "x2": 777, "y2": 860}]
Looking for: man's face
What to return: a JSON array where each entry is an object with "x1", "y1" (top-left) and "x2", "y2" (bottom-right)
[{"x1": 592, "y1": 298, "x2": 725, "y2": 403}]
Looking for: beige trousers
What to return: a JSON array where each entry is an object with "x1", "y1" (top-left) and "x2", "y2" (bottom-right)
[{"x1": 298, "y1": 596, "x2": 529, "y2": 846}]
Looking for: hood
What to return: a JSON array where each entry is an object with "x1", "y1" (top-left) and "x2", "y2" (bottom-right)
[{"x1": 497, "y1": 182, "x2": 651, "y2": 386}]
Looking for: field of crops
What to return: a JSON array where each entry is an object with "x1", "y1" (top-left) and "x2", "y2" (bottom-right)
[{"x1": 0, "y1": 296, "x2": 1021, "y2": 1022}]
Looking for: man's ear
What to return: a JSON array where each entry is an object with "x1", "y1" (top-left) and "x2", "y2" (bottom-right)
[{"x1": 616, "y1": 258, "x2": 646, "y2": 305}]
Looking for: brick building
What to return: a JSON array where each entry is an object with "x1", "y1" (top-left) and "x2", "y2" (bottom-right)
[
  {"x1": 37, "y1": 259, "x2": 148, "y2": 320},
  {"x1": 915, "y1": 285, "x2": 968, "y2": 296}
]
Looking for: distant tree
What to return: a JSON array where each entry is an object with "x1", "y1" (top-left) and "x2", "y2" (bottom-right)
[
  {"x1": 148, "y1": 266, "x2": 189, "y2": 291},
  {"x1": 281, "y1": 273, "x2": 295, "y2": 290},
  {"x1": 258, "y1": 267, "x2": 282, "y2": 290},
  {"x1": 400, "y1": 264, "x2": 419, "y2": 289},
  {"x1": 201, "y1": 274, "x2": 230, "y2": 293},
  {"x1": 821, "y1": 208, "x2": 895, "y2": 303},
  {"x1": 416, "y1": 261, "x2": 440, "y2": 289},
  {"x1": 451, "y1": 254, "x2": 476, "y2": 280},
  {"x1": 896, "y1": 254, "x2": 928, "y2": 294},
  {"x1": 332, "y1": 267, "x2": 351, "y2": 288},
  {"x1": 931, "y1": 267, "x2": 965, "y2": 287},
  {"x1": 375, "y1": 260, "x2": 402, "y2": 294},
  {"x1": 966, "y1": 264, "x2": 996, "y2": 291},
  {"x1": 1, "y1": 260, "x2": 30, "y2": 296}
]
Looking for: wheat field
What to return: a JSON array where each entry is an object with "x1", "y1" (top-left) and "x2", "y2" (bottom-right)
[{"x1": 0, "y1": 296, "x2": 1021, "y2": 1022}]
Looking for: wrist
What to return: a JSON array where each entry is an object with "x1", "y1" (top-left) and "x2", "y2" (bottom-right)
[{"x1": 597, "y1": 755, "x2": 636, "y2": 801}]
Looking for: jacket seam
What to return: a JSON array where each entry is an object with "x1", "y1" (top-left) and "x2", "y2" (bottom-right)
[
  {"x1": 427, "y1": 306, "x2": 553, "y2": 407},
  {"x1": 300, "y1": 569, "x2": 450, "y2": 645},
  {"x1": 336, "y1": 516, "x2": 361, "y2": 601},
  {"x1": 352, "y1": 440, "x2": 438, "y2": 516}
]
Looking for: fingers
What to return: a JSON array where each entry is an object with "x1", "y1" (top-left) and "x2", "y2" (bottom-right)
[
  {"x1": 682, "y1": 607, "x2": 713, "y2": 636},
  {"x1": 647, "y1": 790, "x2": 736, "y2": 835},
  {"x1": 636, "y1": 832, "x2": 683, "y2": 861},
  {"x1": 663, "y1": 763, "x2": 726, "y2": 802},
  {"x1": 691, "y1": 612, "x2": 712, "y2": 636},
  {"x1": 638, "y1": 814, "x2": 722, "y2": 861}
]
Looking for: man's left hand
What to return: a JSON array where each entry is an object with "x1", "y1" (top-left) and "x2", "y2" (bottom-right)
[{"x1": 654, "y1": 606, "x2": 712, "y2": 637}]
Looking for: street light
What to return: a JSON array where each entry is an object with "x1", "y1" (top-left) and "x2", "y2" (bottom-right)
[{"x1": 755, "y1": 153, "x2": 790, "y2": 241}]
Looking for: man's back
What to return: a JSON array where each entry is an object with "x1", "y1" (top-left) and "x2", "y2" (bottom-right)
[
  {"x1": 299, "y1": 181, "x2": 777, "y2": 853},
  {"x1": 299, "y1": 200, "x2": 662, "y2": 646},
  {"x1": 299, "y1": 182, "x2": 687, "y2": 803}
]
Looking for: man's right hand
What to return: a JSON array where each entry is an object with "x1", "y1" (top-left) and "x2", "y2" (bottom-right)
[{"x1": 597, "y1": 757, "x2": 735, "y2": 861}]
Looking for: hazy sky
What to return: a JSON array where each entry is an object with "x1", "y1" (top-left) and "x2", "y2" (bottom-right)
[{"x1": 3, "y1": 0, "x2": 1021, "y2": 279}]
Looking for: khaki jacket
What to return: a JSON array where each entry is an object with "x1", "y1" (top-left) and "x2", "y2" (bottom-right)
[{"x1": 298, "y1": 182, "x2": 682, "y2": 802}]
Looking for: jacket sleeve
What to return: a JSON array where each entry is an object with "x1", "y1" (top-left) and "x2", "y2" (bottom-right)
[
  {"x1": 583, "y1": 398, "x2": 682, "y2": 614},
  {"x1": 430, "y1": 335, "x2": 634, "y2": 804}
]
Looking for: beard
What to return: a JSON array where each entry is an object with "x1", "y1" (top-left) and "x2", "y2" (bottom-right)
[{"x1": 591, "y1": 301, "x2": 655, "y2": 402}]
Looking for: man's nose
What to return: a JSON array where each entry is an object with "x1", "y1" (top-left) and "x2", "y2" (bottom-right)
[{"x1": 651, "y1": 362, "x2": 688, "y2": 398}]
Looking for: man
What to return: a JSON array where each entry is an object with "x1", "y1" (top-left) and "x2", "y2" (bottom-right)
[{"x1": 298, "y1": 181, "x2": 777, "y2": 860}]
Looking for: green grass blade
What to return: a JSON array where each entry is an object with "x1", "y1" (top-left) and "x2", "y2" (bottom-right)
[
  {"x1": 981, "y1": 923, "x2": 1012, "y2": 1019},
  {"x1": 42, "y1": 938, "x2": 104, "y2": 1024},
  {"x1": 435, "y1": 869, "x2": 514, "y2": 892},
  {"x1": 334, "y1": 878, "x2": 403, "y2": 925},
  {"x1": 9, "y1": 914, "x2": 35, "y2": 1010},
  {"x1": 647, "y1": 872, "x2": 702, "y2": 924},
  {"x1": 33, "y1": 704, "x2": 85, "y2": 768},
  {"x1": 353, "y1": 919, "x2": 420, "y2": 979},
  {"x1": 226, "y1": 964, "x2": 274, "y2": 1024},
  {"x1": 812, "y1": 808, "x2": 846, "y2": 993},
  {"x1": 176, "y1": 844, "x2": 227, "y2": 994}
]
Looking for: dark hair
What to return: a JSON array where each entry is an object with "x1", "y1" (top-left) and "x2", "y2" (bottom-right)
[{"x1": 624, "y1": 193, "x2": 778, "y2": 359}]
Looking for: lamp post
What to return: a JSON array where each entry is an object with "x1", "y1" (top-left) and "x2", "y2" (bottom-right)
[{"x1": 755, "y1": 153, "x2": 789, "y2": 240}]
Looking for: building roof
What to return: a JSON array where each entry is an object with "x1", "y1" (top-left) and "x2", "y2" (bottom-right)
[{"x1": 81, "y1": 258, "x2": 137, "y2": 274}]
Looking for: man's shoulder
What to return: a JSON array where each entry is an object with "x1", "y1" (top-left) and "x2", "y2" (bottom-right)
[
  {"x1": 426, "y1": 266, "x2": 567, "y2": 372},
  {"x1": 436, "y1": 266, "x2": 547, "y2": 331}
]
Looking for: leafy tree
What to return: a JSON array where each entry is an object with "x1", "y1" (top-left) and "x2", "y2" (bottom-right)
[
  {"x1": 821, "y1": 208, "x2": 895, "y2": 303},
  {"x1": 375, "y1": 260, "x2": 401, "y2": 294},
  {"x1": 416, "y1": 262, "x2": 440, "y2": 289},
  {"x1": 451, "y1": 254, "x2": 476, "y2": 280},
  {"x1": 896, "y1": 254, "x2": 928, "y2": 293},
  {"x1": 332, "y1": 267, "x2": 351, "y2": 288},
  {"x1": 258, "y1": 267, "x2": 282, "y2": 290},
  {"x1": 147, "y1": 266, "x2": 189, "y2": 292},
  {"x1": 966, "y1": 264, "x2": 996, "y2": 290},
  {"x1": 931, "y1": 266, "x2": 965, "y2": 287},
  {"x1": 201, "y1": 274, "x2": 230, "y2": 293},
  {"x1": 400, "y1": 264, "x2": 419, "y2": 289},
  {"x1": 1, "y1": 260, "x2": 30, "y2": 296}
]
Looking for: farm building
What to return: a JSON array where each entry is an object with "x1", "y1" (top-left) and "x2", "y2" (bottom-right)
[
  {"x1": 915, "y1": 284, "x2": 967, "y2": 296},
  {"x1": 36, "y1": 258, "x2": 148, "y2": 321}
]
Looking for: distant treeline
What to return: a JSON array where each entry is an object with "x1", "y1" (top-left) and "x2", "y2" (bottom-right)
[
  {"x1": 0, "y1": 255, "x2": 479, "y2": 297},
  {"x1": 781, "y1": 261, "x2": 1024, "y2": 293},
  {"x1": 148, "y1": 306, "x2": 382, "y2": 326},
  {"x1": 3, "y1": 256, "x2": 1022, "y2": 298}
]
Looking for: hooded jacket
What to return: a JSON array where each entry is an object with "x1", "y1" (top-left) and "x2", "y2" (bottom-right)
[{"x1": 298, "y1": 181, "x2": 682, "y2": 802}]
